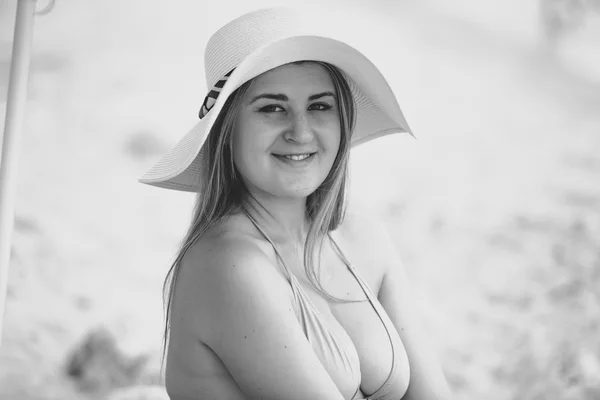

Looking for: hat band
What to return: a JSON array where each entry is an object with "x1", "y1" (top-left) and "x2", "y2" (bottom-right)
[{"x1": 198, "y1": 68, "x2": 236, "y2": 119}]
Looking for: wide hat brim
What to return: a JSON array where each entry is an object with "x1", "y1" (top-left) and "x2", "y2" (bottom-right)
[{"x1": 138, "y1": 35, "x2": 414, "y2": 192}]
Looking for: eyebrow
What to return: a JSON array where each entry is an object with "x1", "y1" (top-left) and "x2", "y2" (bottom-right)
[{"x1": 248, "y1": 91, "x2": 336, "y2": 104}]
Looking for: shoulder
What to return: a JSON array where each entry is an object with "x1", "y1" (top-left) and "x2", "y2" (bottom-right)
[
  {"x1": 338, "y1": 207, "x2": 388, "y2": 243},
  {"x1": 173, "y1": 219, "x2": 292, "y2": 339},
  {"x1": 335, "y1": 207, "x2": 398, "y2": 291},
  {"x1": 172, "y1": 220, "x2": 349, "y2": 399},
  {"x1": 183, "y1": 220, "x2": 288, "y2": 293},
  {"x1": 184, "y1": 226, "x2": 272, "y2": 276},
  {"x1": 182, "y1": 213, "x2": 283, "y2": 282}
]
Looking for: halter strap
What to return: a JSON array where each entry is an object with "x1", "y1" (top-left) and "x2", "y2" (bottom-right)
[{"x1": 241, "y1": 208, "x2": 296, "y2": 283}]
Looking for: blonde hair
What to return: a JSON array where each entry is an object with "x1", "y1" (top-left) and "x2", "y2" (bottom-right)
[{"x1": 161, "y1": 61, "x2": 357, "y2": 367}]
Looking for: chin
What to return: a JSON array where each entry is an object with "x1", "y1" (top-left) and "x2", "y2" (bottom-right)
[
  {"x1": 271, "y1": 176, "x2": 328, "y2": 198},
  {"x1": 244, "y1": 172, "x2": 329, "y2": 200},
  {"x1": 276, "y1": 184, "x2": 320, "y2": 199}
]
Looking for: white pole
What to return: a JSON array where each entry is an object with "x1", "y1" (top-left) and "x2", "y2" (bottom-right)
[{"x1": 0, "y1": 0, "x2": 38, "y2": 346}]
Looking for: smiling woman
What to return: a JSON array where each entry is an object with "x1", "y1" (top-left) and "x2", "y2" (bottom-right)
[
  {"x1": 138, "y1": 7, "x2": 452, "y2": 400},
  {"x1": 233, "y1": 62, "x2": 343, "y2": 201}
]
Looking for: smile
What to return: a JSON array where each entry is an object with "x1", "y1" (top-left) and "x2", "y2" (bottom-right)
[
  {"x1": 272, "y1": 152, "x2": 317, "y2": 165},
  {"x1": 283, "y1": 153, "x2": 312, "y2": 161}
]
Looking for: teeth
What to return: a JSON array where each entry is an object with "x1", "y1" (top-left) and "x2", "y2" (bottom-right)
[{"x1": 283, "y1": 154, "x2": 311, "y2": 161}]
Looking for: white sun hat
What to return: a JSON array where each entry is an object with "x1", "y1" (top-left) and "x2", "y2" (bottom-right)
[{"x1": 138, "y1": 7, "x2": 414, "y2": 192}]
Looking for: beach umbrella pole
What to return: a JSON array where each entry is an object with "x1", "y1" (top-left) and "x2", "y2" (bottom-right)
[{"x1": 0, "y1": 0, "x2": 38, "y2": 347}]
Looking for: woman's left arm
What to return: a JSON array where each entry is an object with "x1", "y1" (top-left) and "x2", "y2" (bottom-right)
[{"x1": 372, "y1": 219, "x2": 453, "y2": 400}]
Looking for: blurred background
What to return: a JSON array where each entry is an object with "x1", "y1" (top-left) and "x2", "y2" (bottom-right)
[{"x1": 0, "y1": 0, "x2": 599, "y2": 399}]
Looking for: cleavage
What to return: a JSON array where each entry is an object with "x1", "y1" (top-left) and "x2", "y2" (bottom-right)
[{"x1": 285, "y1": 244, "x2": 395, "y2": 396}]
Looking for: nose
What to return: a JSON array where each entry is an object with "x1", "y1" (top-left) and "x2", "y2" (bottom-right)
[{"x1": 284, "y1": 113, "x2": 315, "y2": 144}]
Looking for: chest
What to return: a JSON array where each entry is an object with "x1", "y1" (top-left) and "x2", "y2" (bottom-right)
[
  {"x1": 278, "y1": 237, "x2": 396, "y2": 396},
  {"x1": 279, "y1": 233, "x2": 383, "y2": 300}
]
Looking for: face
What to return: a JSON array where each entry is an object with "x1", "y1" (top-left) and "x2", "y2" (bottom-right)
[{"x1": 232, "y1": 62, "x2": 341, "y2": 199}]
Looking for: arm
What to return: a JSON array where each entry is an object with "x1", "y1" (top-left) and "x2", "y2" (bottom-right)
[
  {"x1": 344, "y1": 209, "x2": 451, "y2": 400},
  {"x1": 350, "y1": 215, "x2": 453, "y2": 400},
  {"x1": 189, "y1": 236, "x2": 346, "y2": 400}
]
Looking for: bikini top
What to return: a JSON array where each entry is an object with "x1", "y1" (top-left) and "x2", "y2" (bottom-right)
[{"x1": 244, "y1": 211, "x2": 410, "y2": 400}]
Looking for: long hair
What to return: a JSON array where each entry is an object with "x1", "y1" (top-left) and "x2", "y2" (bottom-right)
[{"x1": 160, "y1": 61, "x2": 357, "y2": 368}]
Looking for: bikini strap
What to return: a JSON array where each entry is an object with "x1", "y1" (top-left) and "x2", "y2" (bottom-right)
[
  {"x1": 242, "y1": 208, "x2": 295, "y2": 283},
  {"x1": 328, "y1": 233, "x2": 400, "y2": 397},
  {"x1": 327, "y1": 233, "x2": 380, "y2": 307}
]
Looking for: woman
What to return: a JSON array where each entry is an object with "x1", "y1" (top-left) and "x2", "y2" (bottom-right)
[{"x1": 139, "y1": 7, "x2": 452, "y2": 400}]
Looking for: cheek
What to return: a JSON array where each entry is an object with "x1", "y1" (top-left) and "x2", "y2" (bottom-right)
[
  {"x1": 324, "y1": 118, "x2": 342, "y2": 154},
  {"x1": 232, "y1": 125, "x2": 267, "y2": 177}
]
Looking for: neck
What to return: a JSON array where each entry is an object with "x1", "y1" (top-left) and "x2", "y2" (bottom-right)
[{"x1": 243, "y1": 194, "x2": 310, "y2": 245}]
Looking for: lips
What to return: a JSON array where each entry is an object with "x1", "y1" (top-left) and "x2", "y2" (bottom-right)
[
  {"x1": 272, "y1": 152, "x2": 317, "y2": 163},
  {"x1": 282, "y1": 153, "x2": 312, "y2": 161}
]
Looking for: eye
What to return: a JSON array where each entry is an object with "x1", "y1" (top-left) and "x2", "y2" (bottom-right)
[
  {"x1": 309, "y1": 103, "x2": 332, "y2": 111},
  {"x1": 259, "y1": 104, "x2": 285, "y2": 113}
]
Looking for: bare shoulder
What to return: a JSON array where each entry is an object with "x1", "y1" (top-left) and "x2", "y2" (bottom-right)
[
  {"x1": 174, "y1": 218, "x2": 292, "y2": 341},
  {"x1": 172, "y1": 217, "x2": 348, "y2": 399},
  {"x1": 181, "y1": 214, "x2": 283, "y2": 282},
  {"x1": 183, "y1": 222, "x2": 274, "y2": 277},
  {"x1": 338, "y1": 207, "x2": 389, "y2": 244},
  {"x1": 335, "y1": 207, "x2": 397, "y2": 291}
]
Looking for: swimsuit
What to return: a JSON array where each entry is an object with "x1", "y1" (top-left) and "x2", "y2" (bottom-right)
[{"x1": 244, "y1": 212, "x2": 410, "y2": 400}]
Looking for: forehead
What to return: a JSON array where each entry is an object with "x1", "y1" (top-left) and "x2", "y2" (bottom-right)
[{"x1": 246, "y1": 62, "x2": 334, "y2": 95}]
